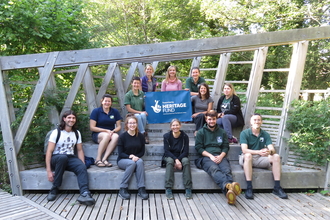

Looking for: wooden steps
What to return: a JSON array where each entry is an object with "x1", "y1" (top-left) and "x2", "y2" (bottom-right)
[{"x1": 20, "y1": 123, "x2": 326, "y2": 191}]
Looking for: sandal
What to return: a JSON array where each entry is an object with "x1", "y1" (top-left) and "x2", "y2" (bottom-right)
[
  {"x1": 95, "y1": 160, "x2": 106, "y2": 167},
  {"x1": 102, "y1": 160, "x2": 113, "y2": 167}
]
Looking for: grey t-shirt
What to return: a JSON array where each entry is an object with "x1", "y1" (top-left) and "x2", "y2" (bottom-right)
[{"x1": 191, "y1": 96, "x2": 214, "y2": 113}]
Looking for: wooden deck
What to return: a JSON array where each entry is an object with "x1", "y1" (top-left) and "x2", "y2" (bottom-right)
[{"x1": 21, "y1": 191, "x2": 330, "y2": 220}]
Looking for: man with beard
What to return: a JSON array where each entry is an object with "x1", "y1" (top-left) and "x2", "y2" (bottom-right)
[
  {"x1": 45, "y1": 110, "x2": 95, "y2": 206},
  {"x1": 195, "y1": 110, "x2": 241, "y2": 205}
]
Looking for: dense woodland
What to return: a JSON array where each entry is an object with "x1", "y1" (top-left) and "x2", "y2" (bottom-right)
[{"x1": 0, "y1": 0, "x2": 329, "y2": 192}]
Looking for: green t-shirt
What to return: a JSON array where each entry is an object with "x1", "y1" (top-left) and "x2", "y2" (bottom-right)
[
  {"x1": 220, "y1": 98, "x2": 231, "y2": 113},
  {"x1": 240, "y1": 128, "x2": 272, "y2": 150},
  {"x1": 124, "y1": 90, "x2": 145, "y2": 111},
  {"x1": 185, "y1": 77, "x2": 205, "y2": 93}
]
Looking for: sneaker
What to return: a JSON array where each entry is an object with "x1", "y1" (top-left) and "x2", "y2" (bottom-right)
[
  {"x1": 226, "y1": 189, "x2": 236, "y2": 205},
  {"x1": 226, "y1": 182, "x2": 241, "y2": 196},
  {"x1": 245, "y1": 187, "x2": 254, "y2": 199},
  {"x1": 165, "y1": 188, "x2": 174, "y2": 200},
  {"x1": 273, "y1": 187, "x2": 288, "y2": 199},
  {"x1": 119, "y1": 188, "x2": 131, "y2": 200},
  {"x1": 185, "y1": 188, "x2": 192, "y2": 200},
  {"x1": 77, "y1": 191, "x2": 95, "y2": 206},
  {"x1": 138, "y1": 187, "x2": 149, "y2": 200},
  {"x1": 47, "y1": 186, "x2": 58, "y2": 201},
  {"x1": 231, "y1": 136, "x2": 238, "y2": 143}
]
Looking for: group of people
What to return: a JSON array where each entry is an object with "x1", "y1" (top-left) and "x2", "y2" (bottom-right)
[{"x1": 45, "y1": 65, "x2": 288, "y2": 207}]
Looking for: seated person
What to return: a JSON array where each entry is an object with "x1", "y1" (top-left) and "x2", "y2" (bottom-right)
[
  {"x1": 163, "y1": 119, "x2": 192, "y2": 200},
  {"x1": 195, "y1": 110, "x2": 241, "y2": 205},
  {"x1": 185, "y1": 67, "x2": 206, "y2": 96},
  {"x1": 141, "y1": 64, "x2": 158, "y2": 92},
  {"x1": 124, "y1": 76, "x2": 149, "y2": 144},
  {"x1": 216, "y1": 83, "x2": 244, "y2": 143},
  {"x1": 161, "y1": 65, "x2": 182, "y2": 91},
  {"x1": 90, "y1": 94, "x2": 122, "y2": 167},
  {"x1": 240, "y1": 113, "x2": 288, "y2": 200},
  {"x1": 191, "y1": 83, "x2": 213, "y2": 136}
]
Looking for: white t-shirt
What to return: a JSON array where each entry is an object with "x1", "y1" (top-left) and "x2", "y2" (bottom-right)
[{"x1": 49, "y1": 129, "x2": 82, "y2": 155}]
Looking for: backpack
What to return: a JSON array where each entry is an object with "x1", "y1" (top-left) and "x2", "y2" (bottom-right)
[{"x1": 44, "y1": 127, "x2": 79, "y2": 155}]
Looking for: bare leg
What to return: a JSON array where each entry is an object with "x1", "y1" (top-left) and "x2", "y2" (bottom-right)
[
  {"x1": 243, "y1": 153, "x2": 253, "y2": 181},
  {"x1": 96, "y1": 132, "x2": 111, "y2": 162},
  {"x1": 269, "y1": 154, "x2": 281, "y2": 181},
  {"x1": 102, "y1": 133, "x2": 119, "y2": 161}
]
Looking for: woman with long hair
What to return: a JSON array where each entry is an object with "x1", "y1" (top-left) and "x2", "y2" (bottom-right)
[
  {"x1": 90, "y1": 94, "x2": 122, "y2": 167},
  {"x1": 117, "y1": 115, "x2": 148, "y2": 200},
  {"x1": 161, "y1": 65, "x2": 182, "y2": 91},
  {"x1": 141, "y1": 64, "x2": 158, "y2": 92},
  {"x1": 216, "y1": 83, "x2": 244, "y2": 143}
]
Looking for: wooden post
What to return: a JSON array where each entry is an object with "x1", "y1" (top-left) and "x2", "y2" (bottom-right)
[
  {"x1": 83, "y1": 67, "x2": 98, "y2": 115},
  {"x1": 0, "y1": 67, "x2": 22, "y2": 196},
  {"x1": 212, "y1": 53, "x2": 231, "y2": 108},
  {"x1": 114, "y1": 65, "x2": 127, "y2": 116},
  {"x1": 61, "y1": 63, "x2": 88, "y2": 116},
  {"x1": 278, "y1": 41, "x2": 309, "y2": 163},
  {"x1": 123, "y1": 62, "x2": 138, "y2": 92},
  {"x1": 96, "y1": 62, "x2": 117, "y2": 106},
  {"x1": 243, "y1": 47, "x2": 268, "y2": 127},
  {"x1": 190, "y1": 57, "x2": 202, "y2": 70}
]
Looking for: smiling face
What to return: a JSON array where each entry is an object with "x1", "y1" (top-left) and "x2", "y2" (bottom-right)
[
  {"x1": 145, "y1": 66, "x2": 154, "y2": 77},
  {"x1": 191, "y1": 68, "x2": 200, "y2": 80},
  {"x1": 223, "y1": 85, "x2": 233, "y2": 97},
  {"x1": 168, "y1": 67, "x2": 176, "y2": 77},
  {"x1": 199, "y1": 85, "x2": 207, "y2": 96},
  {"x1": 170, "y1": 120, "x2": 181, "y2": 133},
  {"x1": 63, "y1": 114, "x2": 76, "y2": 128},
  {"x1": 101, "y1": 97, "x2": 112, "y2": 109},
  {"x1": 132, "y1": 79, "x2": 141, "y2": 90},
  {"x1": 127, "y1": 117, "x2": 138, "y2": 132},
  {"x1": 250, "y1": 114, "x2": 263, "y2": 130},
  {"x1": 206, "y1": 116, "x2": 217, "y2": 129}
]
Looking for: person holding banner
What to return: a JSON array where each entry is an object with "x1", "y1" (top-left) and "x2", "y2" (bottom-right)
[
  {"x1": 161, "y1": 65, "x2": 182, "y2": 91},
  {"x1": 216, "y1": 83, "x2": 244, "y2": 144},
  {"x1": 124, "y1": 76, "x2": 149, "y2": 144},
  {"x1": 185, "y1": 67, "x2": 206, "y2": 96},
  {"x1": 195, "y1": 110, "x2": 241, "y2": 205},
  {"x1": 117, "y1": 115, "x2": 149, "y2": 200},
  {"x1": 191, "y1": 83, "x2": 213, "y2": 136},
  {"x1": 141, "y1": 64, "x2": 158, "y2": 92},
  {"x1": 163, "y1": 119, "x2": 192, "y2": 200}
]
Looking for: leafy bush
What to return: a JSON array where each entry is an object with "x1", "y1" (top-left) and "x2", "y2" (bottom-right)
[{"x1": 286, "y1": 98, "x2": 330, "y2": 166}]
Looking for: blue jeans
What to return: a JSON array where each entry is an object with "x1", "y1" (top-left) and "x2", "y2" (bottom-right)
[
  {"x1": 216, "y1": 114, "x2": 237, "y2": 138},
  {"x1": 50, "y1": 154, "x2": 89, "y2": 194},
  {"x1": 134, "y1": 113, "x2": 147, "y2": 134},
  {"x1": 118, "y1": 158, "x2": 146, "y2": 188},
  {"x1": 199, "y1": 157, "x2": 233, "y2": 191}
]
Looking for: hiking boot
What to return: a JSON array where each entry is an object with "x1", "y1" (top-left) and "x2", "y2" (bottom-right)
[
  {"x1": 226, "y1": 182, "x2": 241, "y2": 196},
  {"x1": 245, "y1": 187, "x2": 254, "y2": 199},
  {"x1": 226, "y1": 189, "x2": 236, "y2": 205},
  {"x1": 144, "y1": 132, "x2": 149, "y2": 144},
  {"x1": 273, "y1": 186, "x2": 288, "y2": 199},
  {"x1": 77, "y1": 191, "x2": 95, "y2": 206},
  {"x1": 119, "y1": 188, "x2": 131, "y2": 200},
  {"x1": 185, "y1": 188, "x2": 192, "y2": 200},
  {"x1": 47, "y1": 186, "x2": 59, "y2": 201},
  {"x1": 138, "y1": 187, "x2": 149, "y2": 200},
  {"x1": 165, "y1": 188, "x2": 174, "y2": 200}
]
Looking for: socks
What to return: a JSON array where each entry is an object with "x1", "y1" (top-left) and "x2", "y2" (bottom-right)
[
  {"x1": 274, "y1": 180, "x2": 280, "y2": 188},
  {"x1": 247, "y1": 181, "x2": 252, "y2": 188}
]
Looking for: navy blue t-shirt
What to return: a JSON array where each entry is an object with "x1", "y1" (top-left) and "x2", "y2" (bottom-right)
[{"x1": 90, "y1": 107, "x2": 122, "y2": 133}]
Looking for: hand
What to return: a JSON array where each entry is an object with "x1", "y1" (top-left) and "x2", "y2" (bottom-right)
[
  {"x1": 218, "y1": 113, "x2": 224, "y2": 118},
  {"x1": 259, "y1": 148, "x2": 270, "y2": 157},
  {"x1": 191, "y1": 113, "x2": 198, "y2": 118},
  {"x1": 107, "y1": 130, "x2": 114, "y2": 137},
  {"x1": 47, "y1": 171, "x2": 54, "y2": 182},
  {"x1": 214, "y1": 155, "x2": 223, "y2": 164},
  {"x1": 132, "y1": 156, "x2": 139, "y2": 162},
  {"x1": 174, "y1": 160, "x2": 182, "y2": 170}
]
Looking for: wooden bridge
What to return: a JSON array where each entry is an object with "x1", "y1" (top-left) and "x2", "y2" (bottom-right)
[{"x1": 0, "y1": 26, "x2": 330, "y2": 197}]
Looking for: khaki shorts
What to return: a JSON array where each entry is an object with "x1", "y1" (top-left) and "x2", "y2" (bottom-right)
[{"x1": 239, "y1": 154, "x2": 272, "y2": 169}]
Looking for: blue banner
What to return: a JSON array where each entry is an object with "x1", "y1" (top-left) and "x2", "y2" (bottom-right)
[{"x1": 145, "y1": 90, "x2": 192, "y2": 123}]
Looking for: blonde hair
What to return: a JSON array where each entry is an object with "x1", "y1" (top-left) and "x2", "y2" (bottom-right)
[
  {"x1": 124, "y1": 115, "x2": 139, "y2": 136},
  {"x1": 145, "y1": 64, "x2": 155, "y2": 73},
  {"x1": 165, "y1": 65, "x2": 178, "y2": 83},
  {"x1": 223, "y1": 83, "x2": 237, "y2": 96}
]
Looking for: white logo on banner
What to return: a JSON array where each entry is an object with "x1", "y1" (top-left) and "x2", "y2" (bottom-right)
[{"x1": 151, "y1": 100, "x2": 161, "y2": 113}]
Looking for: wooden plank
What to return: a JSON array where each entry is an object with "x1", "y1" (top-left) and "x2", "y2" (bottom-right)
[
  {"x1": 142, "y1": 197, "x2": 150, "y2": 220},
  {"x1": 83, "y1": 66, "x2": 98, "y2": 115},
  {"x1": 60, "y1": 193, "x2": 80, "y2": 219},
  {"x1": 160, "y1": 193, "x2": 172, "y2": 220},
  {"x1": 193, "y1": 193, "x2": 211, "y2": 220},
  {"x1": 104, "y1": 193, "x2": 118, "y2": 220},
  {"x1": 127, "y1": 194, "x2": 137, "y2": 220},
  {"x1": 279, "y1": 41, "x2": 309, "y2": 160},
  {"x1": 178, "y1": 193, "x2": 195, "y2": 220},
  {"x1": 154, "y1": 193, "x2": 165, "y2": 220},
  {"x1": 2, "y1": 26, "x2": 330, "y2": 70},
  {"x1": 167, "y1": 194, "x2": 180, "y2": 220},
  {"x1": 174, "y1": 193, "x2": 188, "y2": 220},
  {"x1": 135, "y1": 193, "x2": 143, "y2": 220},
  {"x1": 202, "y1": 193, "x2": 233, "y2": 219},
  {"x1": 243, "y1": 47, "x2": 268, "y2": 128},
  {"x1": 114, "y1": 65, "x2": 127, "y2": 116},
  {"x1": 254, "y1": 193, "x2": 289, "y2": 220},
  {"x1": 61, "y1": 63, "x2": 88, "y2": 116},
  {"x1": 212, "y1": 53, "x2": 231, "y2": 107},
  {"x1": 93, "y1": 193, "x2": 107, "y2": 220},
  {"x1": 124, "y1": 62, "x2": 138, "y2": 92}
]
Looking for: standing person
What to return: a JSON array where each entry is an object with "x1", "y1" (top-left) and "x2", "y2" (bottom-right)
[
  {"x1": 185, "y1": 67, "x2": 206, "y2": 96},
  {"x1": 191, "y1": 83, "x2": 213, "y2": 136},
  {"x1": 124, "y1": 76, "x2": 149, "y2": 144},
  {"x1": 239, "y1": 113, "x2": 288, "y2": 200},
  {"x1": 90, "y1": 94, "x2": 122, "y2": 167},
  {"x1": 117, "y1": 115, "x2": 149, "y2": 200},
  {"x1": 161, "y1": 65, "x2": 182, "y2": 91},
  {"x1": 216, "y1": 83, "x2": 244, "y2": 144},
  {"x1": 45, "y1": 110, "x2": 95, "y2": 206},
  {"x1": 163, "y1": 119, "x2": 192, "y2": 200},
  {"x1": 141, "y1": 64, "x2": 158, "y2": 92},
  {"x1": 195, "y1": 111, "x2": 241, "y2": 205}
]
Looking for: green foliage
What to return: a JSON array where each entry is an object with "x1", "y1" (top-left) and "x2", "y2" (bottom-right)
[
  {"x1": 0, "y1": 0, "x2": 97, "y2": 55},
  {"x1": 286, "y1": 99, "x2": 330, "y2": 166}
]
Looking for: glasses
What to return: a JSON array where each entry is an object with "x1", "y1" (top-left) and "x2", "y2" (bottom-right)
[{"x1": 128, "y1": 122, "x2": 137, "y2": 125}]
